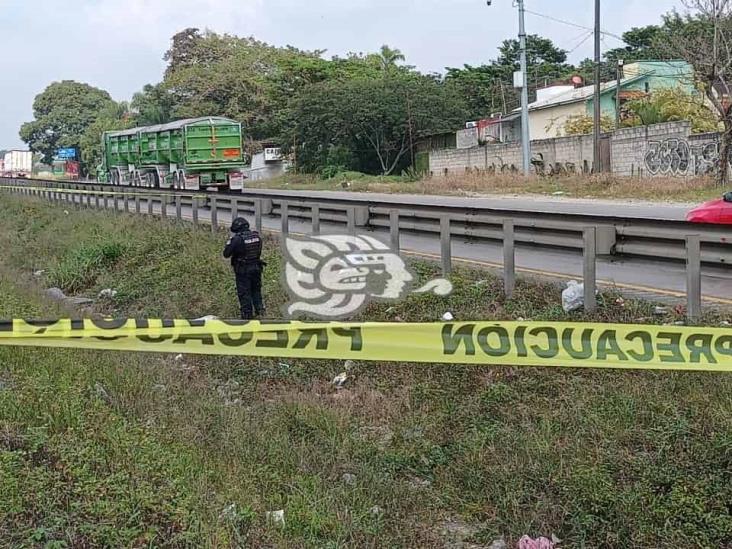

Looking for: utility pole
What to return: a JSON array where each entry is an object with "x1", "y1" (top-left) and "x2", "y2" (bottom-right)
[
  {"x1": 615, "y1": 58, "x2": 624, "y2": 129},
  {"x1": 518, "y1": 0, "x2": 531, "y2": 175},
  {"x1": 487, "y1": 0, "x2": 530, "y2": 173},
  {"x1": 593, "y1": 0, "x2": 602, "y2": 173}
]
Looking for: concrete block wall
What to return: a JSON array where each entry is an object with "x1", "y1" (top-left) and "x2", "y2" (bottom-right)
[
  {"x1": 610, "y1": 121, "x2": 691, "y2": 177},
  {"x1": 428, "y1": 120, "x2": 719, "y2": 178}
]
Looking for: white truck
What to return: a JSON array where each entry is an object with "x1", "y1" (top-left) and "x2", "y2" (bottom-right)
[{"x1": 3, "y1": 150, "x2": 33, "y2": 178}]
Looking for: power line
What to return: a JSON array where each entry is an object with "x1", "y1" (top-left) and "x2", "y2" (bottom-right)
[
  {"x1": 524, "y1": 9, "x2": 626, "y2": 44},
  {"x1": 568, "y1": 31, "x2": 595, "y2": 55}
]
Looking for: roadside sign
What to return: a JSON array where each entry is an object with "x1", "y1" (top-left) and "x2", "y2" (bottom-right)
[{"x1": 55, "y1": 147, "x2": 77, "y2": 160}]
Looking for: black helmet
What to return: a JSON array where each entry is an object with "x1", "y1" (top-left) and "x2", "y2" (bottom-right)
[{"x1": 230, "y1": 217, "x2": 250, "y2": 232}]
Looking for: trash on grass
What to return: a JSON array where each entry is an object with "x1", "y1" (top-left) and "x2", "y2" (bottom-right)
[
  {"x1": 332, "y1": 371, "x2": 348, "y2": 389},
  {"x1": 561, "y1": 280, "x2": 584, "y2": 312},
  {"x1": 442, "y1": 312, "x2": 454, "y2": 321},
  {"x1": 193, "y1": 314, "x2": 219, "y2": 321},
  {"x1": 341, "y1": 473, "x2": 356, "y2": 485},
  {"x1": 32, "y1": 270, "x2": 45, "y2": 277},
  {"x1": 369, "y1": 505, "x2": 383, "y2": 516},
  {"x1": 653, "y1": 306, "x2": 669, "y2": 315},
  {"x1": 266, "y1": 509, "x2": 285, "y2": 526},
  {"x1": 98, "y1": 288, "x2": 118, "y2": 298}
]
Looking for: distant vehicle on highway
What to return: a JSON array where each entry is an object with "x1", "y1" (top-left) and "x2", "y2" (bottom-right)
[
  {"x1": 99, "y1": 116, "x2": 247, "y2": 191},
  {"x1": 686, "y1": 191, "x2": 732, "y2": 224},
  {"x1": 2, "y1": 150, "x2": 33, "y2": 178}
]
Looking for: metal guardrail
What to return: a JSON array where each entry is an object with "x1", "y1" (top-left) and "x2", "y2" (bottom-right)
[
  {"x1": 0, "y1": 177, "x2": 727, "y2": 320},
  {"x1": 5, "y1": 177, "x2": 729, "y2": 265}
]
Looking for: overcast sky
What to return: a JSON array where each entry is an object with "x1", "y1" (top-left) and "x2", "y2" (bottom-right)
[{"x1": 1, "y1": 0, "x2": 684, "y2": 149}]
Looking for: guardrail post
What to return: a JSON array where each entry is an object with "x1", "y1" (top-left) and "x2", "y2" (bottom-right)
[
  {"x1": 103, "y1": 190, "x2": 109, "y2": 210},
  {"x1": 134, "y1": 195, "x2": 140, "y2": 214},
  {"x1": 311, "y1": 205, "x2": 320, "y2": 235},
  {"x1": 255, "y1": 199, "x2": 262, "y2": 232},
  {"x1": 231, "y1": 199, "x2": 239, "y2": 222},
  {"x1": 95, "y1": 188, "x2": 101, "y2": 209},
  {"x1": 210, "y1": 197, "x2": 218, "y2": 232},
  {"x1": 390, "y1": 210, "x2": 400, "y2": 251},
  {"x1": 123, "y1": 192, "x2": 129, "y2": 213},
  {"x1": 440, "y1": 216, "x2": 452, "y2": 276},
  {"x1": 175, "y1": 194, "x2": 182, "y2": 220},
  {"x1": 503, "y1": 219, "x2": 515, "y2": 299},
  {"x1": 686, "y1": 235, "x2": 702, "y2": 321},
  {"x1": 583, "y1": 227, "x2": 597, "y2": 313},
  {"x1": 281, "y1": 201, "x2": 289, "y2": 235},
  {"x1": 192, "y1": 196, "x2": 199, "y2": 227},
  {"x1": 347, "y1": 208, "x2": 356, "y2": 235},
  {"x1": 160, "y1": 195, "x2": 167, "y2": 219}
]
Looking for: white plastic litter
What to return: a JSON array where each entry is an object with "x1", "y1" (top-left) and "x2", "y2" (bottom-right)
[
  {"x1": 341, "y1": 473, "x2": 357, "y2": 485},
  {"x1": 442, "y1": 312, "x2": 454, "y2": 321},
  {"x1": 561, "y1": 280, "x2": 584, "y2": 312},
  {"x1": 174, "y1": 354, "x2": 184, "y2": 362},
  {"x1": 332, "y1": 372, "x2": 348, "y2": 389},
  {"x1": 266, "y1": 509, "x2": 285, "y2": 526},
  {"x1": 194, "y1": 314, "x2": 219, "y2": 321},
  {"x1": 98, "y1": 288, "x2": 118, "y2": 298},
  {"x1": 33, "y1": 270, "x2": 45, "y2": 277}
]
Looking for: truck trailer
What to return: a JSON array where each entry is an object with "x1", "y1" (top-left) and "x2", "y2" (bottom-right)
[
  {"x1": 99, "y1": 116, "x2": 247, "y2": 190},
  {"x1": 2, "y1": 150, "x2": 33, "y2": 178}
]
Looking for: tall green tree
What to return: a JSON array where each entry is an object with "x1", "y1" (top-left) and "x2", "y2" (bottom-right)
[
  {"x1": 290, "y1": 75, "x2": 468, "y2": 175},
  {"x1": 20, "y1": 80, "x2": 115, "y2": 163},
  {"x1": 131, "y1": 83, "x2": 175, "y2": 125},
  {"x1": 445, "y1": 35, "x2": 572, "y2": 118}
]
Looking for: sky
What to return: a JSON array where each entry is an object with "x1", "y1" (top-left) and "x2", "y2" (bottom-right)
[{"x1": 0, "y1": 0, "x2": 685, "y2": 149}]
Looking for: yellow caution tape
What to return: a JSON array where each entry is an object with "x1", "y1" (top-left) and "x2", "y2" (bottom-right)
[{"x1": 1, "y1": 319, "x2": 731, "y2": 371}]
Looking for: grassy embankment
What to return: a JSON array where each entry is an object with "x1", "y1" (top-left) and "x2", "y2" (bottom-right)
[
  {"x1": 252, "y1": 171, "x2": 726, "y2": 204},
  {"x1": 0, "y1": 193, "x2": 731, "y2": 548}
]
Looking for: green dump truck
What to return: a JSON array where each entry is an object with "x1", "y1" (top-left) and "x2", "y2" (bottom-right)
[{"x1": 99, "y1": 117, "x2": 247, "y2": 190}]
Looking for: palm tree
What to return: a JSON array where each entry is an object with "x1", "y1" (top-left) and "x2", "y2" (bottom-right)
[{"x1": 378, "y1": 45, "x2": 405, "y2": 73}]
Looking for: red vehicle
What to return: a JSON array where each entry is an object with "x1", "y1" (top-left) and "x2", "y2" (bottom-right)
[{"x1": 686, "y1": 191, "x2": 732, "y2": 224}]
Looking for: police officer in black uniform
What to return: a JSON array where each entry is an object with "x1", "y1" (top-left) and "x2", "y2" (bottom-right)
[{"x1": 223, "y1": 217, "x2": 265, "y2": 319}]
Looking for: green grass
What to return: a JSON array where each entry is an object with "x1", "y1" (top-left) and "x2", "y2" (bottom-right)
[{"x1": 0, "y1": 193, "x2": 731, "y2": 547}]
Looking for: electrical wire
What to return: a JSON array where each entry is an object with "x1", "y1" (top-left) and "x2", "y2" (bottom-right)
[
  {"x1": 524, "y1": 8, "x2": 627, "y2": 44},
  {"x1": 567, "y1": 31, "x2": 596, "y2": 55}
]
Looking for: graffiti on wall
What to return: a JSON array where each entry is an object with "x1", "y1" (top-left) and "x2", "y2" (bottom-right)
[
  {"x1": 644, "y1": 138, "x2": 720, "y2": 176},
  {"x1": 530, "y1": 153, "x2": 592, "y2": 177}
]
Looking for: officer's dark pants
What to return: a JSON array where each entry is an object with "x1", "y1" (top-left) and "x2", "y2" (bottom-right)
[{"x1": 235, "y1": 264, "x2": 264, "y2": 320}]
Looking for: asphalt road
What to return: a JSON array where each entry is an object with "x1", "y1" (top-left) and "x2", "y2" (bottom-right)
[
  {"x1": 243, "y1": 188, "x2": 695, "y2": 221},
  {"x1": 65, "y1": 193, "x2": 731, "y2": 306}
]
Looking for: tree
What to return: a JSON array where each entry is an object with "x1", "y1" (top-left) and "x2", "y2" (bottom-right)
[
  {"x1": 131, "y1": 83, "x2": 175, "y2": 125},
  {"x1": 20, "y1": 81, "x2": 115, "y2": 164},
  {"x1": 659, "y1": 1, "x2": 732, "y2": 184},
  {"x1": 604, "y1": 25, "x2": 668, "y2": 65},
  {"x1": 626, "y1": 87, "x2": 719, "y2": 133},
  {"x1": 376, "y1": 45, "x2": 406, "y2": 74},
  {"x1": 445, "y1": 35, "x2": 573, "y2": 119},
  {"x1": 79, "y1": 101, "x2": 133, "y2": 176},
  {"x1": 290, "y1": 75, "x2": 468, "y2": 175}
]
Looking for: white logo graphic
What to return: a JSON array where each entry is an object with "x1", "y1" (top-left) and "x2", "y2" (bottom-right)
[{"x1": 283, "y1": 233, "x2": 452, "y2": 319}]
